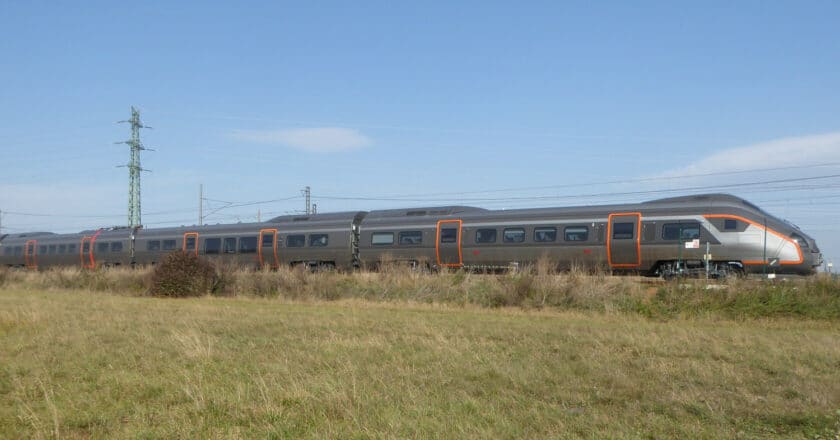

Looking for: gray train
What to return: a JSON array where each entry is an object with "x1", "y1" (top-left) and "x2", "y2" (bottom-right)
[{"x1": 0, "y1": 194, "x2": 823, "y2": 277}]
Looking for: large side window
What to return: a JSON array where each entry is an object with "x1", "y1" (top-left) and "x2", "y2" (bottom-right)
[
  {"x1": 398, "y1": 231, "x2": 423, "y2": 245},
  {"x1": 223, "y1": 238, "x2": 237, "y2": 254},
  {"x1": 309, "y1": 234, "x2": 328, "y2": 247},
  {"x1": 96, "y1": 242, "x2": 109, "y2": 253},
  {"x1": 68, "y1": 244, "x2": 76, "y2": 254},
  {"x1": 475, "y1": 229, "x2": 497, "y2": 244},
  {"x1": 662, "y1": 223, "x2": 700, "y2": 241},
  {"x1": 564, "y1": 226, "x2": 589, "y2": 242},
  {"x1": 205, "y1": 238, "x2": 221, "y2": 255},
  {"x1": 39, "y1": 245, "x2": 47, "y2": 255},
  {"x1": 239, "y1": 236, "x2": 258, "y2": 253},
  {"x1": 163, "y1": 240, "x2": 177, "y2": 251},
  {"x1": 503, "y1": 228, "x2": 526, "y2": 243},
  {"x1": 534, "y1": 227, "x2": 557, "y2": 243},
  {"x1": 286, "y1": 235, "x2": 306, "y2": 248},
  {"x1": 612, "y1": 223, "x2": 634, "y2": 239},
  {"x1": 111, "y1": 242, "x2": 123, "y2": 252},
  {"x1": 147, "y1": 240, "x2": 161, "y2": 251},
  {"x1": 58, "y1": 244, "x2": 67, "y2": 254},
  {"x1": 48, "y1": 245, "x2": 57, "y2": 254},
  {"x1": 372, "y1": 232, "x2": 394, "y2": 245}
]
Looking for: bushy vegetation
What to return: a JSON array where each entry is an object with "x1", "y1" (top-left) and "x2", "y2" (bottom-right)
[
  {"x1": 1, "y1": 260, "x2": 838, "y2": 319},
  {"x1": 149, "y1": 251, "x2": 218, "y2": 297}
]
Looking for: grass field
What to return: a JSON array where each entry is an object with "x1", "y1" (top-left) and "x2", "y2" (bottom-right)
[{"x1": 1, "y1": 284, "x2": 839, "y2": 438}]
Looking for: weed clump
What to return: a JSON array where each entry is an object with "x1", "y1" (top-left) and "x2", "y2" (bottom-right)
[{"x1": 149, "y1": 252, "x2": 217, "y2": 297}]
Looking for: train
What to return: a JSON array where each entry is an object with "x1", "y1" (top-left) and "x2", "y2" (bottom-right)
[{"x1": 0, "y1": 193, "x2": 824, "y2": 277}]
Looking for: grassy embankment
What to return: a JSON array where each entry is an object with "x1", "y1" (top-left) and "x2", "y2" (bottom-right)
[{"x1": 1, "y1": 267, "x2": 839, "y2": 438}]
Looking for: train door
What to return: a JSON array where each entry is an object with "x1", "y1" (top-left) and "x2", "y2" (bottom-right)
[
  {"x1": 436, "y1": 219, "x2": 463, "y2": 268},
  {"x1": 607, "y1": 212, "x2": 642, "y2": 268},
  {"x1": 80, "y1": 237, "x2": 92, "y2": 268},
  {"x1": 183, "y1": 232, "x2": 199, "y2": 256},
  {"x1": 258, "y1": 228, "x2": 279, "y2": 269},
  {"x1": 24, "y1": 240, "x2": 37, "y2": 269}
]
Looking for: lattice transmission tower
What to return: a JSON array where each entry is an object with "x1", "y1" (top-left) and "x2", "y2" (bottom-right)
[{"x1": 117, "y1": 107, "x2": 152, "y2": 228}]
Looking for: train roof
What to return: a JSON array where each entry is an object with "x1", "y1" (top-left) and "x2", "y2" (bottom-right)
[
  {"x1": 364, "y1": 206, "x2": 487, "y2": 220},
  {"x1": 267, "y1": 211, "x2": 366, "y2": 223}
]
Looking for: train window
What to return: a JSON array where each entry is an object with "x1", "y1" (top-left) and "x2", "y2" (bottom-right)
[
  {"x1": 399, "y1": 231, "x2": 423, "y2": 245},
  {"x1": 662, "y1": 223, "x2": 700, "y2": 241},
  {"x1": 440, "y1": 228, "x2": 458, "y2": 243},
  {"x1": 111, "y1": 242, "x2": 123, "y2": 252},
  {"x1": 58, "y1": 244, "x2": 66, "y2": 254},
  {"x1": 162, "y1": 240, "x2": 177, "y2": 251},
  {"x1": 475, "y1": 229, "x2": 497, "y2": 244},
  {"x1": 39, "y1": 245, "x2": 47, "y2": 255},
  {"x1": 68, "y1": 244, "x2": 76, "y2": 254},
  {"x1": 147, "y1": 240, "x2": 161, "y2": 251},
  {"x1": 185, "y1": 236, "x2": 197, "y2": 250},
  {"x1": 262, "y1": 233, "x2": 275, "y2": 246},
  {"x1": 223, "y1": 238, "x2": 237, "y2": 253},
  {"x1": 372, "y1": 232, "x2": 394, "y2": 245},
  {"x1": 239, "y1": 236, "x2": 258, "y2": 253},
  {"x1": 3, "y1": 248, "x2": 11, "y2": 256},
  {"x1": 309, "y1": 234, "x2": 328, "y2": 247},
  {"x1": 534, "y1": 227, "x2": 557, "y2": 242},
  {"x1": 564, "y1": 226, "x2": 589, "y2": 242},
  {"x1": 48, "y1": 245, "x2": 57, "y2": 254},
  {"x1": 503, "y1": 228, "x2": 526, "y2": 243},
  {"x1": 205, "y1": 238, "x2": 221, "y2": 254},
  {"x1": 612, "y1": 223, "x2": 634, "y2": 239},
  {"x1": 97, "y1": 243, "x2": 108, "y2": 253},
  {"x1": 14, "y1": 246, "x2": 22, "y2": 256},
  {"x1": 724, "y1": 219, "x2": 737, "y2": 230},
  {"x1": 791, "y1": 234, "x2": 810, "y2": 249},
  {"x1": 286, "y1": 235, "x2": 306, "y2": 247},
  {"x1": 82, "y1": 242, "x2": 90, "y2": 253}
]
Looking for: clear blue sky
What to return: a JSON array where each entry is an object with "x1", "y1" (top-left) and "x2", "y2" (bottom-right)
[{"x1": 1, "y1": 1, "x2": 839, "y2": 267}]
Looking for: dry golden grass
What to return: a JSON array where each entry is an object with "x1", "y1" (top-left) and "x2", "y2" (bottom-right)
[{"x1": 0, "y1": 287, "x2": 839, "y2": 438}]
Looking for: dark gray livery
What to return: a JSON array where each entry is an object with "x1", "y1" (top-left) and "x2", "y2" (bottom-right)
[{"x1": 0, "y1": 194, "x2": 823, "y2": 276}]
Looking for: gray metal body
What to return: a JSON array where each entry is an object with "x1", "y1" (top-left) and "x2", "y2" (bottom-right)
[{"x1": 0, "y1": 194, "x2": 823, "y2": 275}]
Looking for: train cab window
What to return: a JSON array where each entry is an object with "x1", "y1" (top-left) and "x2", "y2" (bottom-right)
[
  {"x1": 399, "y1": 231, "x2": 423, "y2": 245},
  {"x1": 564, "y1": 226, "x2": 589, "y2": 242},
  {"x1": 309, "y1": 234, "x2": 328, "y2": 247},
  {"x1": 239, "y1": 236, "x2": 258, "y2": 253},
  {"x1": 147, "y1": 240, "x2": 161, "y2": 251},
  {"x1": 223, "y1": 238, "x2": 237, "y2": 254},
  {"x1": 612, "y1": 223, "x2": 634, "y2": 240},
  {"x1": 791, "y1": 234, "x2": 810, "y2": 250},
  {"x1": 475, "y1": 229, "x2": 497, "y2": 244},
  {"x1": 111, "y1": 242, "x2": 123, "y2": 252},
  {"x1": 534, "y1": 227, "x2": 557, "y2": 242},
  {"x1": 68, "y1": 244, "x2": 76, "y2": 254},
  {"x1": 39, "y1": 245, "x2": 47, "y2": 255},
  {"x1": 205, "y1": 238, "x2": 221, "y2": 254},
  {"x1": 162, "y1": 240, "x2": 177, "y2": 251},
  {"x1": 97, "y1": 243, "x2": 109, "y2": 253},
  {"x1": 503, "y1": 228, "x2": 526, "y2": 243},
  {"x1": 440, "y1": 228, "x2": 458, "y2": 243},
  {"x1": 724, "y1": 219, "x2": 737, "y2": 230},
  {"x1": 286, "y1": 235, "x2": 306, "y2": 247},
  {"x1": 372, "y1": 232, "x2": 394, "y2": 245},
  {"x1": 48, "y1": 245, "x2": 57, "y2": 254},
  {"x1": 58, "y1": 244, "x2": 66, "y2": 254},
  {"x1": 662, "y1": 223, "x2": 700, "y2": 241}
]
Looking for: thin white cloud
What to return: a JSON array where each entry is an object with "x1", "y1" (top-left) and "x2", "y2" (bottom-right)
[
  {"x1": 231, "y1": 127, "x2": 372, "y2": 153},
  {"x1": 661, "y1": 132, "x2": 840, "y2": 177}
]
